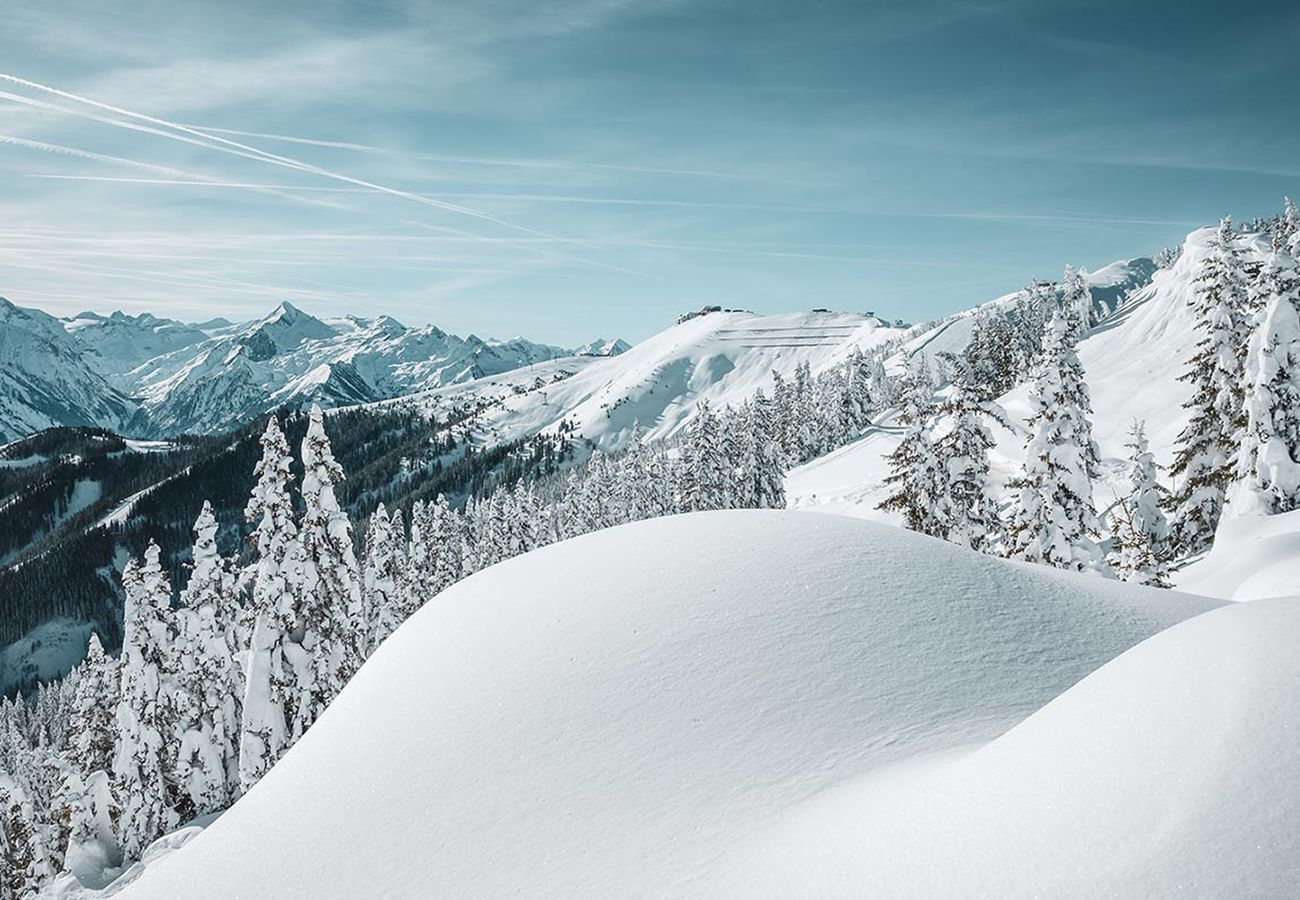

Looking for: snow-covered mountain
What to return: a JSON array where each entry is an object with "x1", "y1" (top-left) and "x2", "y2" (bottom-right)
[
  {"x1": 382, "y1": 260, "x2": 1155, "y2": 457},
  {"x1": 0, "y1": 299, "x2": 136, "y2": 442},
  {"x1": 0, "y1": 299, "x2": 627, "y2": 440}
]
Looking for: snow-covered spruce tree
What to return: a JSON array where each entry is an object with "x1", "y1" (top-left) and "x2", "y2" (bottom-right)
[
  {"x1": 934, "y1": 357, "x2": 1005, "y2": 553},
  {"x1": 1007, "y1": 310, "x2": 1108, "y2": 572},
  {"x1": 877, "y1": 355, "x2": 946, "y2": 537},
  {"x1": 68, "y1": 633, "x2": 116, "y2": 780},
  {"x1": 1109, "y1": 421, "x2": 1173, "y2": 586},
  {"x1": 239, "y1": 416, "x2": 298, "y2": 793},
  {"x1": 171, "y1": 502, "x2": 241, "y2": 817},
  {"x1": 747, "y1": 389, "x2": 787, "y2": 509},
  {"x1": 362, "y1": 504, "x2": 401, "y2": 652},
  {"x1": 298, "y1": 405, "x2": 364, "y2": 715},
  {"x1": 966, "y1": 309, "x2": 1019, "y2": 397},
  {"x1": 1230, "y1": 251, "x2": 1300, "y2": 514},
  {"x1": 1169, "y1": 218, "x2": 1249, "y2": 552},
  {"x1": 113, "y1": 543, "x2": 179, "y2": 860},
  {"x1": 1061, "y1": 265, "x2": 1094, "y2": 338},
  {"x1": 428, "y1": 494, "x2": 463, "y2": 594},
  {"x1": 680, "y1": 402, "x2": 730, "y2": 512},
  {"x1": 1, "y1": 784, "x2": 54, "y2": 900}
]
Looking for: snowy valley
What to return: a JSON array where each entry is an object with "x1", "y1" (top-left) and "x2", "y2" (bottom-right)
[{"x1": 1, "y1": 208, "x2": 1300, "y2": 898}]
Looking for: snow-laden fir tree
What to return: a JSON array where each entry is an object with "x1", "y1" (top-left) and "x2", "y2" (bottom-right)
[
  {"x1": 1, "y1": 784, "x2": 54, "y2": 900},
  {"x1": 1061, "y1": 265, "x2": 1094, "y2": 338},
  {"x1": 1169, "y1": 218, "x2": 1250, "y2": 552},
  {"x1": 1230, "y1": 251, "x2": 1300, "y2": 515},
  {"x1": 239, "y1": 416, "x2": 298, "y2": 793},
  {"x1": 364, "y1": 503, "x2": 411, "y2": 651},
  {"x1": 428, "y1": 494, "x2": 463, "y2": 594},
  {"x1": 68, "y1": 633, "x2": 116, "y2": 780},
  {"x1": 680, "y1": 402, "x2": 730, "y2": 512},
  {"x1": 112, "y1": 543, "x2": 178, "y2": 860},
  {"x1": 934, "y1": 357, "x2": 1005, "y2": 552},
  {"x1": 64, "y1": 632, "x2": 120, "y2": 876},
  {"x1": 171, "y1": 502, "x2": 241, "y2": 817},
  {"x1": 877, "y1": 354, "x2": 946, "y2": 536},
  {"x1": 298, "y1": 405, "x2": 365, "y2": 715},
  {"x1": 1109, "y1": 421, "x2": 1173, "y2": 586},
  {"x1": 1007, "y1": 310, "x2": 1108, "y2": 572},
  {"x1": 746, "y1": 389, "x2": 787, "y2": 509}
]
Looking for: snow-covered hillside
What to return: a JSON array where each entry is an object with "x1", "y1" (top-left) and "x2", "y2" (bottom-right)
[
  {"x1": 394, "y1": 309, "x2": 908, "y2": 451},
  {"x1": 786, "y1": 234, "x2": 1231, "y2": 537},
  {"x1": 110, "y1": 511, "x2": 1224, "y2": 900}
]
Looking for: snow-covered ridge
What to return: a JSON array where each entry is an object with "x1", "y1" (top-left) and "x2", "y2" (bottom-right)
[{"x1": 0, "y1": 298, "x2": 628, "y2": 440}]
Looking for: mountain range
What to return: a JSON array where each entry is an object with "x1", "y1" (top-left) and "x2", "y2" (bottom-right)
[{"x1": 0, "y1": 299, "x2": 626, "y2": 442}]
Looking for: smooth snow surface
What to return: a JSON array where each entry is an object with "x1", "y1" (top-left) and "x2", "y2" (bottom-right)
[
  {"x1": 116, "y1": 511, "x2": 1219, "y2": 900},
  {"x1": 707, "y1": 594, "x2": 1300, "y2": 898}
]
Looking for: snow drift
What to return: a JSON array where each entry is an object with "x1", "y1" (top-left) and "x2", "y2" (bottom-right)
[
  {"x1": 708, "y1": 593, "x2": 1300, "y2": 898},
  {"x1": 114, "y1": 511, "x2": 1219, "y2": 899}
]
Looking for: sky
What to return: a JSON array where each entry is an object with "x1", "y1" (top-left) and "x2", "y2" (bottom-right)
[{"x1": 0, "y1": 0, "x2": 1297, "y2": 345}]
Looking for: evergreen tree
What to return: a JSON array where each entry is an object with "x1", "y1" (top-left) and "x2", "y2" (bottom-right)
[
  {"x1": 1007, "y1": 310, "x2": 1108, "y2": 572},
  {"x1": 1110, "y1": 421, "x2": 1172, "y2": 586},
  {"x1": 364, "y1": 504, "x2": 408, "y2": 650},
  {"x1": 68, "y1": 633, "x2": 116, "y2": 779},
  {"x1": 1231, "y1": 251, "x2": 1300, "y2": 514},
  {"x1": 239, "y1": 417, "x2": 297, "y2": 793},
  {"x1": 172, "y1": 502, "x2": 240, "y2": 817},
  {"x1": 747, "y1": 390, "x2": 787, "y2": 509},
  {"x1": 679, "y1": 402, "x2": 729, "y2": 512},
  {"x1": 934, "y1": 359, "x2": 1004, "y2": 552},
  {"x1": 298, "y1": 405, "x2": 365, "y2": 719},
  {"x1": 1169, "y1": 218, "x2": 1249, "y2": 552},
  {"x1": 878, "y1": 355, "x2": 946, "y2": 536},
  {"x1": 112, "y1": 543, "x2": 178, "y2": 860}
]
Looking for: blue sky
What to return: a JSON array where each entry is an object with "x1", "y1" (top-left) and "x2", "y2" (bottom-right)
[{"x1": 0, "y1": 0, "x2": 1297, "y2": 344}]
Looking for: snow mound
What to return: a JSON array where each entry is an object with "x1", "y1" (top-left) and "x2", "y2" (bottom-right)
[
  {"x1": 710, "y1": 593, "x2": 1300, "y2": 898},
  {"x1": 116, "y1": 511, "x2": 1217, "y2": 899}
]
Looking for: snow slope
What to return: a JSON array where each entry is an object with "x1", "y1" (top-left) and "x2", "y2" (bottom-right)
[
  {"x1": 706, "y1": 592, "x2": 1300, "y2": 898},
  {"x1": 788, "y1": 232, "x2": 1228, "y2": 531},
  {"x1": 114, "y1": 511, "x2": 1219, "y2": 900},
  {"x1": 395, "y1": 309, "x2": 906, "y2": 452}
]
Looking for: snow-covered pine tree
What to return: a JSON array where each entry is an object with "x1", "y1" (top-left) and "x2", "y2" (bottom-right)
[
  {"x1": 680, "y1": 402, "x2": 729, "y2": 512},
  {"x1": 171, "y1": 502, "x2": 241, "y2": 817},
  {"x1": 1007, "y1": 310, "x2": 1108, "y2": 572},
  {"x1": 239, "y1": 416, "x2": 298, "y2": 793},
  {"x1": 1109, "y1": 421, "x2": 1172, "y2": 586},
  {"x1": 934, "y1": 357, "x2": 1005, "y2": 552},
  {"x1": 747, "y1": 389, "x2": 787, "y2": 509},
  {"x1": 1169, "y1": 218, "x2": 1249, "y2": 552},
  {"x1": 1230, "y1": 251, "x2": 1300, "y2": 515},
  {"x1": 877, "y1": 355, "x2": 946, "y2": 536},
  {"x1": 68, "y1": 633, "x2": 116, "y2": 780},
  {"x1": 363, "y1": 504, "x2": 406, "y2": 652},
  {"x1": 1, "y1": 784, "x2": 53, "y2": 900},
  {"x1": 298, "y1": 405, "x2": 364, "y2": 713},
  {"x1": 428, "y1": 494, "x2": 462, "y2": 594},
  {"x1": 112, "y1": 543, "x2": 178, "y2": 860},
  {"x1": 1061, "y1": 265, "x2": 1094, "y2": 338},
  {"x1": 843, "y1": 347, "x2": 875, "y2": 433}
]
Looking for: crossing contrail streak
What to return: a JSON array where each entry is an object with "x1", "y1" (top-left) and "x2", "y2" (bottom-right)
[{"x1": 0, "y1": 71, "x2": 652, "y2": 277}]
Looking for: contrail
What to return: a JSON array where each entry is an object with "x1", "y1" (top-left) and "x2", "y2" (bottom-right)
[
  {"x1": 181, "y1": 124, "x2": 749, "y2": 181},
  {"x1": 0, "y1": 71, "x2": 651, "y2": 277}
]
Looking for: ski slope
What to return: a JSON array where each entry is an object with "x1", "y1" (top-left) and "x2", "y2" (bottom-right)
[{"x1": 113, "y1": 511, "x2": 1223, "y2": 900}]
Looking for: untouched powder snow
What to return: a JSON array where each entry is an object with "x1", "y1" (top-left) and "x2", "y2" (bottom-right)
[
  {"x1": 115, "y1": 511, "x2": 1219, "y2": 900},
  {"x1": 706, "y1": 594, "x2": 1300, "y2": 898}
]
